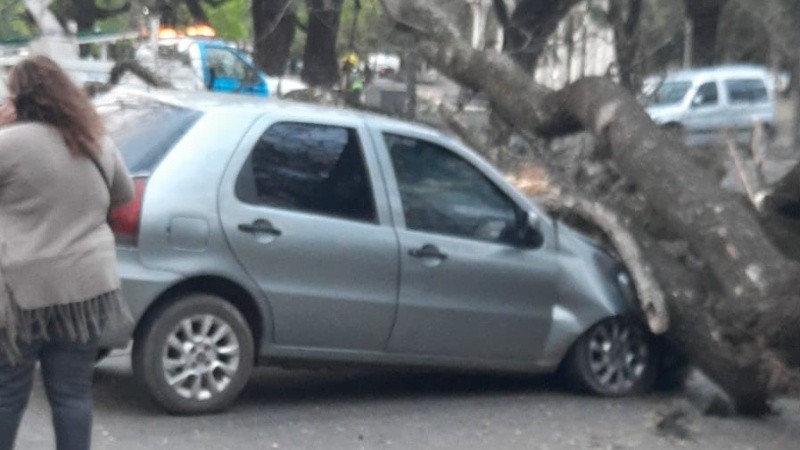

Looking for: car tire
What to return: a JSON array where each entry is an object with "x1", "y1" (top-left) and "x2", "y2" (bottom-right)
[
  {"x1": 565, "y1": 317, "x2": 656, "y2": 396},
  {"x1": 132, "y1": 294, "x2": 254, "y2": 415}
]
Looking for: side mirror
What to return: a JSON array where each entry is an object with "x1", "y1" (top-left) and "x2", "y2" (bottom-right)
[
  {"x1": 527, "y1": 211, "x2": 542, "y2": 234},
  {"x1": 691, "y1": 94, "x2": 705, "y2": 107},
  {"x1": 517, "y1": 211, "x2": 544, "y2": 248}
]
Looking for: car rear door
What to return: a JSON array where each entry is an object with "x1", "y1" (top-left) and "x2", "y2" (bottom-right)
[
  {"x1": 218, "y1": 113, "x2": 399, "y2": 351},
  {"x1": 724, "y1": 78, "x2": 773, "y2": 135},
  {"x1": 371, "y1": 129, "x2": 559, "y2": 362}
]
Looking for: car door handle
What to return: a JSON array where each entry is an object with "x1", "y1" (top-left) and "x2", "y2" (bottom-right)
[
  {"x1": 408, "y1": 244, "x2": 448, "y2": 260},
  {"x1": 238, "y1": 219, "x2": 282, "y2": 237}
]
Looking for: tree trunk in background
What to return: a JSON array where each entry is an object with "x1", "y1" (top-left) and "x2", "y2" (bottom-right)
[
  {"x1": 732, "y1": 0, "x2": 800, "y2": 150},
  {"x1": 492, "y1": 0, "x2": 583, "y2": 74},
  {"x1": 51, "y1": 0, "x2": 132, "y2": 57},
  {"x1": 252, "y1": 0, "x2": 297, "y2": 76},
  {"x1": 380, "y1": 0, "x2": 800, "y2": 414},
  {"x1": 682, "y1": 0, "x2": 727, "y2": 66},
  {"x1": 184, "y1": 0, "x2": 210, "y2": 23},
  {"x1": 792, "y1": 64, "x2": 800, "y2": 150},
  {"x1": 608, "y1": 0, "x2": 643, "y2": 92},
  {"x1": 563, "y1": 13, "x2": 574, "y2": 85},
  {"x1": 405, "y1": 48, "x2": 418, "y2": 120},
  {"x1": 302, "y1": 0, "x2": 344, "y2": 87}
]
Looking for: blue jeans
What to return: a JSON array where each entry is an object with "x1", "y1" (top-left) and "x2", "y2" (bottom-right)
[{"x1": 0, "y1": 330, "x2": 98, "y2": 450}]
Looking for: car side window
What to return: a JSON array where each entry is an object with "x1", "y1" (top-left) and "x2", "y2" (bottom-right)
[
  {"x1": 206, "y1": 47, "x2": 247, "y2": 80},
  {"x1": 385, "y1": 134, "x2": 519, "y2": 244},
  {"x1": 692, "y1": 82, "x2": 719, "y2": 106},
  {"x1": 725, "y1": 79, "x2": 769, "y2": 104},
  {"x1": 236, "y1": 122, "x2": 377, "y2": 223}
]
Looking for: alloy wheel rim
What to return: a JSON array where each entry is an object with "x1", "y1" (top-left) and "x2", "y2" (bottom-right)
[
  {"x1": 161, "y1": 314, "x2": 241, "y2": 401},
  {"x1": 586, "y1": 319, "x2": 649, "y2": 393}
]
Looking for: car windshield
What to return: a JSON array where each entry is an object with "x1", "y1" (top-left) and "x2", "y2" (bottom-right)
[
  {"x1": 97, "y1": 97, "x2": 202, "y2": 174},
  {"x1": 649, "y1": 81, "x2": 692, "y2": 106}
]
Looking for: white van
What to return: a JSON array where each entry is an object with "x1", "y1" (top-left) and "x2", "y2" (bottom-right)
[{"x1": 645, "y1": 65, "x2": 776, "y2": 147}]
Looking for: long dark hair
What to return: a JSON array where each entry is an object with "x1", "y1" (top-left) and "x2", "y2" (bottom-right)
[{"x1": 7, "y1": 55, "x2": 104, "y2": 156}]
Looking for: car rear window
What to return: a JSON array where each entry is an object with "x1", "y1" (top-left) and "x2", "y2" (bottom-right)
[
  {"x1": 725, "y1": 79, "x2": 769, "y2": 104},
  {"x1": 98, "y1": 98, "x2": 202, "y2": 174}
]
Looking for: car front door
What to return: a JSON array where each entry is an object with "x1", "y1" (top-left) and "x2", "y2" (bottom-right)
[
  {"x1": 374, "y1": 131, "x2": 559, "y2": 362},
  {"x1": 219, "y1": 117, "x2": 399, "y2": 351},
  {"x1": 683, "y1": 81, "x2": 725, "y2": 146}
]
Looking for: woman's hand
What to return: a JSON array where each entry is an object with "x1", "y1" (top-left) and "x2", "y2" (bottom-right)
[{"x1": 0, "y1": 102, "x2": 17, "y2": 127}]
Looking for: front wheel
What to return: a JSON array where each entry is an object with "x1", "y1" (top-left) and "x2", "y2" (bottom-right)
[
  {"x1": 565, "y1": 317, "x2": 656, "y2": 396},
  {"x1": 132, "y1": 294, "x2": 254, "y2": 414}
]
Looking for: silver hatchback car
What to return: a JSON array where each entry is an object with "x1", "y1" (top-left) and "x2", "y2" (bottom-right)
[{"x1": 96, "y1": 89, "x2": 655, "y2": 414}]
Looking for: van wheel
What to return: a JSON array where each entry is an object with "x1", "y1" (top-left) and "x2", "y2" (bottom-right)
[
  {"x1": 565, "y1": 317, "x2": 656, "y2": 396},
  {"x1": 132, "y1": 294, "x2": 254, "y2": 415}
]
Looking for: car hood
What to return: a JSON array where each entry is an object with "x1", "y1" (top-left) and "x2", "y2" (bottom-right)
[{"x1": 645, "y1": 104, "x2": 683, "y2": 124}]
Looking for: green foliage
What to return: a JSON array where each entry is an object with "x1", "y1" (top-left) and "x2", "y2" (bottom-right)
[
  {"x1": 338, "y1": 0, "x2": 392, "y2": 53},
  {"x1": 206, "y1": 0, "x2": 251, "y2": 41},
  {"x1": 0, "y1": 0, "x2": 34, "y2": 42}
]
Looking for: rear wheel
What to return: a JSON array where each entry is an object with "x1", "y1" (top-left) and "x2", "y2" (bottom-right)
[
  {"x1": 132, "y1": 294, "x2": 254, "y2": 414},
  {"x1": 566, "y1": 317, "x2": 656, "y2": 396}
]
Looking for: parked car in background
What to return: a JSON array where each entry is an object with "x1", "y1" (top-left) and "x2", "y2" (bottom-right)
[
  {"x1": 96, "y1": 88, "x2": 657, "y2": 415},
  {"x1": 644, "y1": 65, "x2": 776, "y2": 147}
]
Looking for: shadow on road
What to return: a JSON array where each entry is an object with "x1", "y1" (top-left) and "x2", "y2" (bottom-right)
[
  {"x1": 238, "y1": 369, "x2": 563, "y2": 407},
  {"x1": 90, "y1": 354, "x2": 577, "y2": 415}
]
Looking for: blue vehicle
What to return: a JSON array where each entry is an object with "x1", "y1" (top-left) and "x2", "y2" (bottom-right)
[{"x1": 158, "y1": 38, "x2": 271, "y2": 97}]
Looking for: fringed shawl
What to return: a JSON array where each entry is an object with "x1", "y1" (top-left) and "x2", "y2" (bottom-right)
[{"x1": 0, "y1": 285, "x2": 128, "y2": 364}]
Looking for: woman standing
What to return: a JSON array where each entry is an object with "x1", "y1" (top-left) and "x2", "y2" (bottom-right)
[{"x1": 0, "y1": 56, "x2": 134, "y2": 450}]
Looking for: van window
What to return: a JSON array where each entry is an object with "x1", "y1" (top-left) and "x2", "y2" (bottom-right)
[
  {"x1": 693, "y1": 82, "x2": 719, "y2": 106},
  {"x1": 206, "y1": 47, "x2": 248, "y2": 80},
  {"x1": 650, "y1": 81, "x2": 692, "y2": 106},
  {"x1": 725, "y1": 79, "x2": 769, "y2": 103}
]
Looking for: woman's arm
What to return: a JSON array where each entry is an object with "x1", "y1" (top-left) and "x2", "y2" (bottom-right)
[{"x1": 109, "y1": 141, "x2": 134, "y2": 207}]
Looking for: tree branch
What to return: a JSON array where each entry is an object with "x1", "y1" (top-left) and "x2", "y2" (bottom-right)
[{"x1": 93, "y1": 1, "x2": 132, "y2": 20}]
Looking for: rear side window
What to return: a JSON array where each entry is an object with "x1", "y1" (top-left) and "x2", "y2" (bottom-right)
[
  {"x1": 725, "y1": 79, "x2": 769, "y2": 104},
  {"x1": 235, "y1": 122, "x2": 376, "y2": 223},
  {"x1": 99, "y1": 98, "x2": 201, "y2": 173}
]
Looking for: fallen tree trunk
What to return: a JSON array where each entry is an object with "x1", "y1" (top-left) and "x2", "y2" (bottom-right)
[{"x1": 381, "y1": 0, "x2": 800, "y2": 413}]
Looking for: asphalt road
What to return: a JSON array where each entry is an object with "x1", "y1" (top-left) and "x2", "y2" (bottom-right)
[{"x1": 13, "y1": 351, "x2": 800, "y2": 450}]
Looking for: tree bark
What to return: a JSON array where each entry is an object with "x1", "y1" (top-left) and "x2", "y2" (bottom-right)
[
  {"x1": 301, "y1": 0, "x2": 344, "y2": 87},
  {"x1": 608, "y1": 0, "x2": 643, "y2": 92},
  {"x1": 252, "y1": 0, "x2": 297, "y2": 76},
  {"x1": 682, "y1": 0, "x2": 727, "y2": 66},
  {"x1": 732, "y1": 0, "x2": 800, "y2": 152},
  {"x1": 184, "y1": 0, "x2": 210, "y2": 23},
  {"x1": 492, "y1": 0, "x2": 583, "y2": 74},
  {"x1": 380, "y1": 0, "x2": 800, "y2": 413}
]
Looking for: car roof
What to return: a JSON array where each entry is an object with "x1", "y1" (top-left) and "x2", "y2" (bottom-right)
[
  {"x1": 97, "y1": 87, "x2": 444, "y2": 138},
  {"x1": 662, "y1": 65, "x2": 770, "y2": 84}
]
